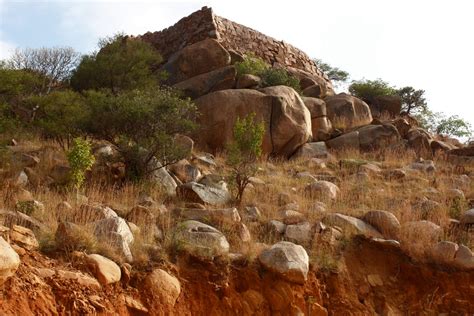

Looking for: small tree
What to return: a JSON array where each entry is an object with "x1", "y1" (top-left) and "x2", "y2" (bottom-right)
[
  {"x1": 8, "y1": 47, "x2": 80, "y2": 94},
  {"x1": 71, "y1": 33, "x2": 163, "y2": 93},
  {"x1": 435, "y1": 115, "x2": 472, "y2": 138},
  {"x1": 314, "y1": 58, "x2": 350, "y2": 84},
  {"x1": 348, "y1": 79, "x2": 396, "y2": 104},
  {"x1": 227, "y1": 113, "x2": 265, "y2": 204},
  {"x1": 27, "y1": 90, "x2": 89, "y2": 149},
  {"x1": 84, "y1": 88, "x2": 197, "y2": 180},
  {"x1": 396, "y1": 86, "x2": 427, "y2": 115},
  {"x1": 67, "y1": 137, "x2": 95, "y2": 189},
  {"x1": 235, "y1": 55, "x2": 269, "y2": 76},
  {"x1": 261, "y1": 68, "x2": 301, "y2": 93}
]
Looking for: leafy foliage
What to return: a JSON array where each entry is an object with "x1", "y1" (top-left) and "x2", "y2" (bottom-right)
[
  {"x1": 7, "y1": 47, "x2": 80, "y2": 94},
  {"x1": 84, "y1": 88, "x2": 197, "y2": 180},
  {"x1": 397, "y1": 86, "x2": 427, "y2": 115},
  {"x1": 260, "y1": 68, "x2": 301, "y2": 92},
  {"x1": 227, "y1": 113, "x2": 265, "y2": 204},
  {"x1": 348, "y1": 79, "x2": 396, "y2": 104},
  {"x1": 235, "y1": 55, "x2": 300, "y2": 92},
  {"x1": 414, "y1": 108, "x2": 472, "y2": 138},
  {"x1": 71, "y1": 33, "x2": 163, "y2": 93},
  {"x1": 67, "y1": 137, "x2": 95, "y2": 188},
  {"x1": 27, "y1": 91, "x2": 89, "y2": 148},
  {"x1": 314, "y1": 58, "x2": 350, "y2": 83},
  {"x1": 234, "y1": 55, "x2": 269, "y2": 76}
]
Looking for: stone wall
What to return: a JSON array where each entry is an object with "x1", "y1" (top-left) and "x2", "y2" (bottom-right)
[{"x1": 139, "y1": 6, "x2": 329, "y2": 82}]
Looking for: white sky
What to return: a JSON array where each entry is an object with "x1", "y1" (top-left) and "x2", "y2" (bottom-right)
[{"x1": 1, "y1": 0, "x2": 473, "y2": 128}]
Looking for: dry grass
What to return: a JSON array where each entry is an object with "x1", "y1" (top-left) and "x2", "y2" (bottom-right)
[{"x1": 0, "y1": 136, "x2": 473, "y2": 269}]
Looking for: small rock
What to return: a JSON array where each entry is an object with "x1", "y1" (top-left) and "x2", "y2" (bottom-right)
[
  {"x1": 0, "y1": 237, "x2": 20, "y2": 286},
  {"x1": 285, "y1": 222, "x2": 312, "y2": 244},
  {"x1": 258, "y1": 241, "x2": 309, "y2": 284},
  {"x1": 86, "y1": 254, "x2": 121, "y2": 285},
  {"x1": 363, "y1": 210, "x2": 400, "y2": 240},
  {"x1": 143, "y1": 269, "x2": 181, "y2": 306},
  {"x1": 305, "y1": 180, "x2": 340, "y2": 200},
  {"x1": 9, "y1": 225, "x2": 39, "y2": 250}
]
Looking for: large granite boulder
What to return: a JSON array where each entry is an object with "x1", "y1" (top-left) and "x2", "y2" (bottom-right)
[
  {"x1": 161, "y1": 38, "x2": 231, "y2": 84},
  {"x1": 173, "y1": 65, "x2": 236, "y2": 99},
  {"x1": 326, "y1": 131, "x2": 360, "y2": 151},
  {"x1": 324, "y1": 93, "x2": 372, "y2": 130},
  {"x1": 357, "y1": 124, "x2": 401, "y2": 151},
  {"x1": 369, "y1": 95, "x2": 401, "y2": 118},
  {"x1": 94, "y1": 217, "x2": 134, "y2": 262},
  {"x1": 258, "y1": 241, "x2": 309, "y2": 284},
  {"x1": 173, "y1": 220, "x2": 229, "y2": 260},
  {"x1": 302, "y1": 97, "x2": 333, "y2": 141},
  {"x1": 195, "y1": 86, "x2": 311, "y2": 157}
]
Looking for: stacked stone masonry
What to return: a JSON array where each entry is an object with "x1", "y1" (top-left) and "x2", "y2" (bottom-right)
[{"x1": 139, "y1": 6, "x2": 330, "y2": 84}]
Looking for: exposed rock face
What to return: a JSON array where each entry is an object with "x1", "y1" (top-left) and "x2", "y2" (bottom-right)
[
  {"x1": 161, "y1": 38, "x2": 231, "y2": 84},
  {"x1": 195, "y1": 87, "x2": 311, "y2": 157},
  {"x1": 357, "y1": 124, "x2": 401, "y2": 150},
  {"x1": 291, "y1": 142, "x2": 329, "y2": 159},
  {"x1": 173, "y1": 220, "x2": 229, "y2": 260},
  {"x1": 369, "y1": 95, "x2": 401, "y2": 118},
  {"x1": 325, "y1": 93, "x2": 373, "y2": 130},
  {"x1": 258, "y1": 241, "x2": 309, "y2": 284},
  {"x1": 0, "y1": 237, "x2": 20, "y2": 286},
  {"x1": 140, "y1": 7, "x2": 332, "y2": 92},
  {"x1": 326, "y1": 131, "x2": 360, "y2": 151},
  {"x1": 9, "y1": 225, "x2": 39, "y2": 250},
  {"x1": 173, "y1": 65, "x2": 236, "y2": 99},
  {"x1": 302, "y1": 97, "x2": 333, "y2": 141}
]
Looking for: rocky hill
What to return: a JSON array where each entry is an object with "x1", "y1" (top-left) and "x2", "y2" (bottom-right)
[{"x1": 1, "y1": 7, "x2": 474, "y2": 316}]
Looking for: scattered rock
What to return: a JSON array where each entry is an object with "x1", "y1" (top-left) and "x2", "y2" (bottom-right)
[
  {"x1": 177, "y1": 181, "x2": 231, "y2": 206},
  {"x1": 323, "y1": 213, "x2": 383, "y2": 238},
  {"x1": 430, "y1": 241, "x2": 458, "y2": 265},
  {"x1": 258, "y1": 241, "x2": 309, "y2": 284},
  {"x1": 9, "y1": 225, "x2": 39, "y2": 250},
  {"x1": 304, "y1": 180, "x2": 340, "y2": 200},
  {"x1": 453, "y1": 244, "x2": 474, "y2": 270},
  {"x1": 168, "y1": 159, "x2": 201, "y2": 183},
  {"x1": 292, "y1": 142, "x2": 328, "y2": 159},
  {"x1": 0, "y1": 237, "x2": 20, "y2": 286},
  {"x1": 86, "y1": 254, "x2": 121, "y2": 285},
  {"x1": 362, "y1": 210, "x2": 400, "y2": 240},
  {"x1": 71, "y1": 204, "x2": 118, "y2": 225},
  {"x1": 143, "y1": 269, "x2": 181, "y2": 306},
  {"x1": 94, "y1": 217, "x2": 134, "y2": 262},
  {"x1": 285, "y1": 222, "x2": 312, "y2": 244},
  {"x1": 173, "y1": 220, "x2": 229, "y2": 260}
]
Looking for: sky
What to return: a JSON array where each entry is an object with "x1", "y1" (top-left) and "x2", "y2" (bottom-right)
[{"x1": 1, "y1": 0, "x2": 473, "y2": 130}]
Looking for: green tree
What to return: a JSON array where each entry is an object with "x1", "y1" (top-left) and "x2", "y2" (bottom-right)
[
  {"x1": 67, "y1": 137, "x2": 95, "y2": 189},
  {"x1": 71, "y1": 33, "x2": 163, "y2": 93},
  {"x1": 227, "y1": 113, "x2": 265, "y2": 204},
  {"x1": 314, "y1": 58, "x2": 350, "y2": 83},
  {"x1": 397, "y1": 86, "x2": 427, "y2": 115},
  {"x1": 84, "y1": 88, "x2": 197, "y2": 180},
  {"x1": 348, "y1": 79, "x2": 396, "y2": 104},
  {"x1": 435, "y1": 115, "x2": 472, "y2": 138},
  {"x1": 27, "y1": 91, "x2": 89, "y2": 149}
]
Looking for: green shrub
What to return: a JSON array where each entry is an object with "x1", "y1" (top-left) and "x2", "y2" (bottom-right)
[
  {"x1": 235, "y1": 55, "x2": 301, "y2": 92},
  {"x1": 227, "y1": 113, "x2": 265, "y2": 204},
  {"x1": 261, "y1": 68, "x2": 301, "y2": 92},
  {"x1": 348, "y1": 79, "x2": 396, "y2": 104},
  {"x1": 67, "y1": 137, "x2": 95, "y2": 188},
  {"x1": 234, "y1": 55, "x2": 269, "y2": 76},
  {"x1": 84, "y1": 88, "x2": 197, "y2": 180},
  {"x1": 71, "y1": 33, "x2": 163, "y2": 93},
  {"x1": 27, "y1": 90, "x2": 89, "y2": 149}
]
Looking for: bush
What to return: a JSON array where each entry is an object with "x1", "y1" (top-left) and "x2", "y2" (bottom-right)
[
  {"x1": 227, "y1": 113, "x2": 265, "y2": 204},
  {"x1": 27, "y1": 90, "x2": 89, "y2": 148},
  {"x1": 235, "y1": 55, "x2": 269, "y2": 76},
  {"x1": 71, "y1": 33, "x2": 163, "y2": 93},
  {"x1": 84, "y1": 88, "x2": 197, "y2": 180},
  {"x1": 235, "y1": 55, "x2": 300, "y2": 92},
  {"x1": 261, "y1": 68, "x2": 301, "y2": 92},
  {"x1": 348, "y1": 79, "x2": 396, "y2": 104},
  {"x1": 67, "y1": 137, "x2": 95, "y2": 188}
]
